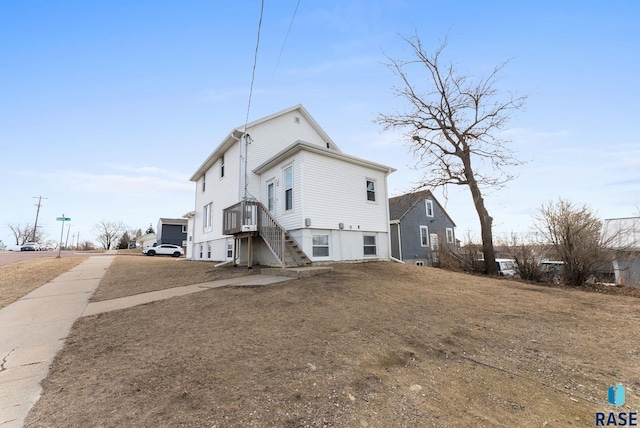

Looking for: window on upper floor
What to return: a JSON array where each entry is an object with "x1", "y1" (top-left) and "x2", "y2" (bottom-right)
[
  {"x1": 202, "y1": 174, "x2": 206, "y2": 193},
  {"x1": 426, "y1": 199, "x2": 434, "y2": 217},
  {"x1": 220, "y1": 155, "x2": 225, "y2": 178},
  {"x1": 182, "y1": 225, "x2": 187, "y2": 233},
  {"x1": 366, "y1": 179, "x2": 376, "y2": 202},
  {"x1": 284, "y1": 166, "x2": 293, "y2": 211},
  {"x1": 203, "y1": 203, "x2": 213, "y2": 230}
]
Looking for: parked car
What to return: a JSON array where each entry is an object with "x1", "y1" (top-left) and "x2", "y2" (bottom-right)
[
  {"x1": 20, "y1": 242, "x2": 41, "y2": 251},
  {"x1": 495, "y1": 258, "x2": 517, "y2": 277},
  {"x1": 539, "y1": 261, "x2": 564, "y2": 284},
  {"x1": 142, "y1": 244, "x2": 184, "y2": 257}
]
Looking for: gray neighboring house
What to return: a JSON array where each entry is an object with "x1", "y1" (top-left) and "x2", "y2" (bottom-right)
[
  {"x1": 389, "y1": 190, "x2": 457, "y2": 266},
  {"x1": 603, "y1": 217, "x2": 640, "y2": 286},
  {"x1": 156, "y1": 218, "x2": 188, "y2": 247}
]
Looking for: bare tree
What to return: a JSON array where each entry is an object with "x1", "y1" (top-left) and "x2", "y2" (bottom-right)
[
  {"x1": 534, "y1": 199, "x2": 608, "y2": 286},
  {"x1": 92, "y1": 220, "x2": 127, "y2": 250},
  {"x1": 8, "y1": 223, "x2": 45, "y2": 245},
  {"x1": 500, "y1": 233, "x2": 544, "y2": 282},
  {"x1": 377, "y1": 34, "x2": 526, "y2": 275}
]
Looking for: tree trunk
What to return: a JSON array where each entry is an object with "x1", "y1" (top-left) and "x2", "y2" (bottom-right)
[{"x1": 465, "y1": 160, "x2": 497, "y2": 275}]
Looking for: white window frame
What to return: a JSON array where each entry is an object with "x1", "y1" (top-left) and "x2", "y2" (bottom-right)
[
  {"x1": 312, "y1": 234, "x2": 330, "y2": 258},
  {"x1": 366, "y1": 179, "x2": 376, "y2": 202},
  {"x1": 284, "y1": 165, "x2": 293, "y2": 212},
  {"x1": 207, "y1": 243, "x2": 211, "y2": 259},
  {"x1": 226, "y1": 240, "x2": 233, "y2": 260},
  {"x1": 267, "y1": 180, "x2": 275, "y2": 212},
  {"x1": 363, "y1": 234, "x2": 377, "y2": 257},
  {"x1": 420, "y1": 226, "x2": 429, "y2": 247},
  {"x1": 220, "y1": 155, "x2": 225, "y2": 178},
  {"x1": 426, "y1": 200, "x2": 434, "y2": 217},
  {"x1": 203, "y1": 202, "x2": 213, "y2": 231},
  {"x1": 446, "y1": 228, "x2": 454, "y2": 244},
  {"x1": 202, "y1": 173, "x2": 206, "y2": 193},
  {"x1": 182, "y1": 225, "x2": 187, "y2": 233}
]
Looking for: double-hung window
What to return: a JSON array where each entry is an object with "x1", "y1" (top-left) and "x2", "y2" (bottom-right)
[
  {"x1": 203, "y1": 203, "x2": 213, "y2": 230},
  {"x1": 366, "y1": 180, "x2": 376, "y2": 202},
  {"x1": 284, "y1": 166, "x2": 293, "y2": 211},
  {"x1": 446, "y1": 228, "x2": 454, "y2": 244},
  {"x1": 363, "y1": 235, "x2": 377, "y2": 256},
  {"x1": 267, "y1": 181, "x2": 275, "y2": 212},
  {"x1": 420, "y1": 226, "x2": 429, "y2": 247},
  {"x1": 312, "y1": 235, "x2": 329, "y2": 257},
  {"x1": 426, "y1": 200, "x2": 434, "y2": 217}
]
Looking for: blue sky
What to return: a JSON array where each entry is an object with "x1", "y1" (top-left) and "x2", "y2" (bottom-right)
[{"x1": 1, "y1": 0, "x2": 639, "y2": 247}]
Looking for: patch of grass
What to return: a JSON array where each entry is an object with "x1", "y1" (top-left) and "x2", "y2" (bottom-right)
[
  {"x1": 0, "y1": 257, "x2": 88, "y2": 309},
  {"x1": 25, "y1": 261, "x2": 640, "y2": 427},
  {"x1": 91, "y1": 256, "x2": 253, "y2": 302}
]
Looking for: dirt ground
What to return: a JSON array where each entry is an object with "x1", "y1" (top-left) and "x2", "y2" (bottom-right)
[{"x1": 23, "y1": 258, "x2": 640, "y2": 427}]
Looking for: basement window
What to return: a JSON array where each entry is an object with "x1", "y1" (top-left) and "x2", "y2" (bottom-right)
[{"x1": 312, "y1": 234, "x2": 329, "y2": 257}]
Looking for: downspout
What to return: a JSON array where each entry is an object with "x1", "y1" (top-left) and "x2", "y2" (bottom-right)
[{"x1": 385, "y1": 167, "x2": 394, "y2": 261}]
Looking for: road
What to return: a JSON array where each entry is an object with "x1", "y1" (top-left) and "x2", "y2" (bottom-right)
[{"x1": 0, "y1": 250, "x2": 84, "y2": 267}]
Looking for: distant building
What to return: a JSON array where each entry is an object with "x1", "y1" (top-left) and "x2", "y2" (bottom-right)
[
  {"x1": 389, "y1": 190, "x2": 457, "y2": 266},
  {"x1": 156, "y1": 218, "x2": 188, "y2": 247}
]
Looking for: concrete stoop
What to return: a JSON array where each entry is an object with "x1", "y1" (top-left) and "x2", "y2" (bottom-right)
[{"x1": 261, "y1": 266, "x2": 333, "y2": 278}]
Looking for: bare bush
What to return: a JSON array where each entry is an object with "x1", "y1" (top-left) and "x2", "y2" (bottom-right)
[{"x1": 535, "y1": 199, "x2": 606, "y2": 286}]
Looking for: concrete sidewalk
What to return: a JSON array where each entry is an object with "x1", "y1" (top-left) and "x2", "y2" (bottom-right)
[
  {"x1": 0, "y1": 254, "x2": 115, "y2": 428},
  {"x1": 0, "y1": 254, "x2": 296, "y2": 427}
]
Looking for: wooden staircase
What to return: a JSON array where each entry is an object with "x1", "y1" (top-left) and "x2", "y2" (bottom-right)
[
  {"x1": 282, "y1": 231, "x2": 311, "y2": 267},
  {"x1": 223, "y1": 200, "x2": 311, "y2": 268}
]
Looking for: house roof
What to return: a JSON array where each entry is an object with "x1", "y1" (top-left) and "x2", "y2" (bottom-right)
[
  {"x1": 602, "y1": 217, "x2": 640, "y2": 249},
  {"x1": 389, "y1": 190, "x2": 457, "y2": 226},
  {"x1": 159, "y1": 218, "x2": 188, "y2": 226},
  {"x1": 189, "y1": 104, "x2": 340, "y2": 182},
  {"x1": 253, "y1": 140, "x2": 395, "y2": 175}
]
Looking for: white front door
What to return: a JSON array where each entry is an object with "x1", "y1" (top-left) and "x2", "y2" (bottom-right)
[{"x1": 430, "y1": 233, "x2": 439, "y2": 251}]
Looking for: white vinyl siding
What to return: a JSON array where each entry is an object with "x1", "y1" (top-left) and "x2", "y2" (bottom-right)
[
  {"x1": 299, "y1": 151, "x2": 389, "y2": 232},
  {"x1": 420, "y1": 226, "x2": 429, "y2": 247}
]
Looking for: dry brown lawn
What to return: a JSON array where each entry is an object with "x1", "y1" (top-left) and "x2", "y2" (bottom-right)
[
  {"x1": 91, "y1": 255, "x2": 253, "y2": 302},
  {"x1": 0, "y1": 256, "x2": 88, "y2": 309},
  {"x1": 24, "y1": 260, "x2": 640, "y2": 427}
]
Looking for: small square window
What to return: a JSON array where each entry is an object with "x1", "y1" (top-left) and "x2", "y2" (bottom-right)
[
  {"x1": 366, "y1": 180, "x2": 376, "y2": 202},
  {"x1": 363, "y1": 235, "x2": 377, "y2": 256},
  {"x1": 312, "y1": 235, "x2": 329, "y2": 257}
]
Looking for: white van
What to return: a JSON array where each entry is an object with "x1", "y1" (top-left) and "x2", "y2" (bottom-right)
[{"x1": 495, "y1": 258, "x2": 517, "y2": 277}]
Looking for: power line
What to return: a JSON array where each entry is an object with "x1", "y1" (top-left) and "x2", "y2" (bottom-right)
[
  {"x1": 270, "y1": 0, "x2": 301, "y2": 85},
  {"x1": 244, "y1": 0, "x2": 265, "y2": 131}
]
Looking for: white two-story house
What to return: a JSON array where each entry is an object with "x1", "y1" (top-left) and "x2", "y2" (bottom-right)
[{"x1": 187, "y1": 104, "x2": 395, "y2": 267}]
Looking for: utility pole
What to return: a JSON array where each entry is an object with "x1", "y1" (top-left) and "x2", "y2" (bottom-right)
[
  {"x1": 65, "y1": 224, "x2": 71, "y2": 250},
  {"x1": 77, "y1": 232, "x2": 80, "y2": 249},
  {"x1": 32, "y1": 196, "x2": 48, "y2": 241}
]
